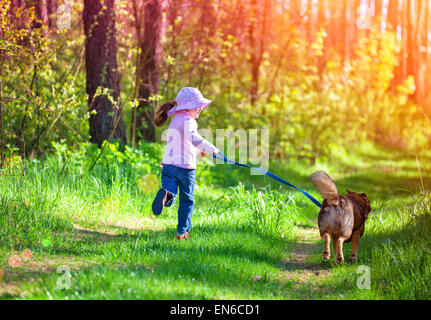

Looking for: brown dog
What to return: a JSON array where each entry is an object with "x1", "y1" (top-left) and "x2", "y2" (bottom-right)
[{"x1": 310, "y1": 171, "x2": 371, "y2": 264}]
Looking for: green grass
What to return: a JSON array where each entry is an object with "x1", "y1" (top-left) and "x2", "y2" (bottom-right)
[{"x1": 0, "y1": 141, "x2": 430, "y2": 299}]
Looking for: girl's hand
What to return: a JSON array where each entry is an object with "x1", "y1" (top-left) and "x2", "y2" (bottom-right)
[{"x1": 200, "y1": 150, "x2": 209, "y2": 157}]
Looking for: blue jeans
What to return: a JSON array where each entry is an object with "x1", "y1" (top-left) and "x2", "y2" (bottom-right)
[{"x1": 161, "y1": 164, "x2": 196, "y2": 236}]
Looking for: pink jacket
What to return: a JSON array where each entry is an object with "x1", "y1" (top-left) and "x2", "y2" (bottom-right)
[{"x1": 161, "y1": 111, "x2": 219, "y2": 169}]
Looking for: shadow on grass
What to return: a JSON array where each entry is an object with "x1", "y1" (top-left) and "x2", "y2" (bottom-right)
[{"x1": 3, "y1": 222, "x2": 341, "y2": 299}]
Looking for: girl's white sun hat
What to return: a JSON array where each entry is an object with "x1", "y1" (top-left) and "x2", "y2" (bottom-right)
[{"x1": 167, "y1": 87, "x2": 212, "y2": 117}]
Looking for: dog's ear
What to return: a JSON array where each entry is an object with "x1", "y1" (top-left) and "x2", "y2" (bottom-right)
[
  {"x1": 360, "y1": 192, "x2": 370, "y2": 204},
  {"x1": 346, "y1": 189, "x2": 354, "y2": 194},
  {"x1": 358, "y1": 193, "x2": 371, "y2": 211}
]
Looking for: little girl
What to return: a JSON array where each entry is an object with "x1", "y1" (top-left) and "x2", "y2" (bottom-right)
[{"x1": 152, "y1": 87, "x2": 219, "y2": 240}]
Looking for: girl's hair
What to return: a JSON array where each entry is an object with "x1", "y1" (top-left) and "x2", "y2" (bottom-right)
[{"x1": 154, "y1": 101, "x2": 177, "y2": 127}]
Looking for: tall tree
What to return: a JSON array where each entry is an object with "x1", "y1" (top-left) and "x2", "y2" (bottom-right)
[
  {"x1": 327, "y1": 0, "x2": 337, "y2": 50},
  {"x1": 32, "y1": 0, "x2": 58, "y2": 29},
  {"x1": 306, "y1": 0, "x2": 312, "y2": 43},
  {"x1": 413, "y1": 0, "x2": 422, "y2": 101},
  {"x1": 387, "y1": 0, "x2": 398, "y2": 31},
  {"x1": 424, "y1": 0, "x2": 430, "y2": 106},
  {"x1": 406, "y1": 0, "x2": 414, "y2": 78},
  {"x1": 83, "y1": 0, "x2": 126, "y2": 147},
  {"x1": 248, "y1": 0, "x2": 271, "y2": 107},
  {"x1": 388, "y1": 0, "x2": 400, "y2": 86},
  {"x1": 290, "y1": 0, "x2": 301, "y2": 20},
  {"x1": 374, "y1": 0, "x2": 382, "y2": 33},
  {"x1": 352, "y1": 0, "x2": 361, "y2": 40},
  {"x1": 317, "y1": 0, "x2": 326, "y2": 73},
  {"x1": 197, "y1": 0, "x2": 217, "y2": 89},
  {"x1": 47, "y1": 0, "x2": 57, "y2": 28},
  {"x1": 317, "y1": 0, "x2": 325, "y2": 27},
  {"x1": 374, "y1": 0, "x2": 382, "y2": 19},
  {"x1": 133, "y1": 0, "x2": 162, "y2": 143},
  {"x1": 341, "y1": 0, "x2": 347, "y2": 61},
  {"x1": 399, "y1": 0, "x2": 407, "y2": 82},
  {"x1": 34, "y1": 0, "x2": 49, "y2": 27}
]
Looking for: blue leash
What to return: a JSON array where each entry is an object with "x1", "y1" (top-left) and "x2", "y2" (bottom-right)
[{"x1": 213, "y1": 152, "x2": 322, "y2": 208}]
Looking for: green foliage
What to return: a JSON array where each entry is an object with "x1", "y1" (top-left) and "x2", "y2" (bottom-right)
[
  {"x1": 1, "y1": 2, "x2": 429, "y2": 164},
  {"x1": 222, "y1": 184, "x2": 295, "y2": 236},
  {"x1": 155, "y1": 13, "x2": 430, "y2": 160},
  {"x1": 49, "y1": 140, "x2": 164, "y2": 189},
  {"x1": 1, "y1": 2, "x2": 89, "y2": 157}
]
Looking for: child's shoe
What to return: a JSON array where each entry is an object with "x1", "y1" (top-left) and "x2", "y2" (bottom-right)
[
  {"x1": 152, "y1": 188, "x2": 168, "y2": 216},
  {"x1": 176, "y1": 232, "x2": 189, "y2": 240},
  {"x1": 164, "y1": 192, "x2": 174, "y2": 207}
]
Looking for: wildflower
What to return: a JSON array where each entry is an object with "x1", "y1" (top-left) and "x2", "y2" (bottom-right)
[
  {"x1": 8, "y1": 254, "x2": 22, "y2": 268},
  {"x1": 21, "y1": 249, "x2": 32, "y2": 260}
]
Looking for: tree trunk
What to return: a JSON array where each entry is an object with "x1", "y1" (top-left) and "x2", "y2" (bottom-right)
[
  {"x1": 387, "y1": 0, "x2": 398, "y2": 31},
  {"x1": 413, "y1": 0, "x2": 422, "y2": 101},
  {"x1": 35, "y1": 0, "x2": 49, "y2": 26},
  {"x1": 317, "y1": 0, "x2": 325, "y2": 27},
  {"x1": 249, "y1": 0, "x2": 259, "y2": 106},
  {"x1": 352, "y1": 0, "x2": 361, "y2": 39},
  {"x1": 349, "y1": 0, "x2": 361, "y2": 58},
  {"x1": 424, "y1": 0, "x2": 429, "y2": 108},
  {"x1": 0, "y1": 54, "x2": 4, "y2": 167},
  {"x1": 247, "y1": 0, "x2": 270, "y2": 107},
  {"x1": 197, "y1": 0, "x2": 217, "y2": 89},
  {"x1": 47, "y1": 0, "x2": 57, "y2": 28},
  {"x1": 290, "y1": 0, "x2": 301, "y2": 20},
  {"x1": 374, "y1": 0, "x2": 382, "y2": 17},
  {"x1": 327, "y1": 0, "x2": 337, "y2": 50},
  {"x1": 399, "y1": 0, "x2": 407, "y2": 82},
  {"x1": 306, "y1": 0, "x2": 312, "y2": 44},
  {"x1": 341, "y1": 0, "x2": 347, "y2": 62},
  {"x1": 83, "y1": 0, "x2": 126, "y2": 147},
  {"x1": 406, "y1": 0, "x2": 414, "y2": 78},
  {"x1": 136, "y1": 0, "x2": 162, "y2": 142},
  {"x1": 130, "y1": 0, "x2": 141, "y2": 148},
  {"x1": 374, "y1": 0, "x2": 382, "y2": 26},
  {"x1": 317, "y1": 0, "x2": 326, "y2": 74},
  {"x1": 388, "y1": 0, "x2": 399, "y2": 87}
]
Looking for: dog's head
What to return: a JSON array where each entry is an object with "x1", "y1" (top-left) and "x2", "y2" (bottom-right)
[{"x1": 346, "y1": 189, "x2": 371, "y2": 217}]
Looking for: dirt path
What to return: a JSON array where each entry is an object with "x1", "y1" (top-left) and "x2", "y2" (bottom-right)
[{"x1": 279, "y1": 227, "x2": 332, "y2": 294}]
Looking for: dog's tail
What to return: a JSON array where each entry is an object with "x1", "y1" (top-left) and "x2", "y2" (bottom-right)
[{"x1": 310, "y1": 171, "x2": 339, "y2": 206}]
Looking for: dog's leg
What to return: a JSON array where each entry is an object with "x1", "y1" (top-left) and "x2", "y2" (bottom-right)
[
  {"x1": 349, "y1": 232, "x2": 361, "y2": 263},
  {"x1": 334, "y1": 237, "x2": 345, "y2": 264},
  {"x1": 331, "y1": 236, "x2": 339, "y2": 262},
  {"x1": 322, "y1": 233, "x2": 331, "y2": 260}
]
